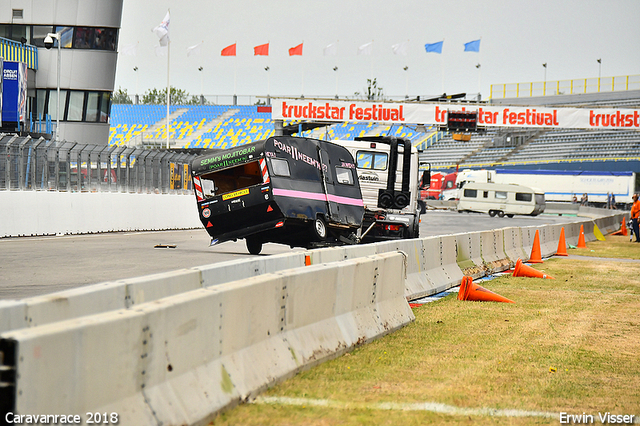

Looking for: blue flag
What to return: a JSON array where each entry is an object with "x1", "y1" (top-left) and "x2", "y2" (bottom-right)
[
  {"x1": 464, "y1": 39, "x2": 480, "y2": 52},
  {"x1": 424, "y1": 41, "x2": 443, "y2": 54}
]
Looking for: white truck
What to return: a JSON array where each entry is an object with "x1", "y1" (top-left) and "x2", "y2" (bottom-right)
[
  {"x1": 444, "y1": 168, "x2": 637, "y2": 206},
  {"x1": 334, "y1": 136, "x2": 428, "y2": 242}
]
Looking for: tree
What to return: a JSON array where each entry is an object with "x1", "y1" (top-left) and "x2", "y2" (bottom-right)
[
  {"x1": 112, "y1": 87, "x2": 132, "y2": 104},
  {"x1": 354, "y1": 78, "x2": 385, "y2": 101},
  {"x1": 142, "y1": 86, "x2": 205, "y2": 105}
]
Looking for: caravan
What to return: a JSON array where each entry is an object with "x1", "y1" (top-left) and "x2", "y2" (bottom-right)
[
  {"x1": 191, "y1": 136, "x2": 364, "y2": 254},
  {"x1": 457, "y1": 182, "x2": 545, "y2": 217}
]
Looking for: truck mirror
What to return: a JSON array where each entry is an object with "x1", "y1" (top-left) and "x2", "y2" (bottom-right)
[{"x1": 420, "y1": 170, "x2": 431, "y2": 188}]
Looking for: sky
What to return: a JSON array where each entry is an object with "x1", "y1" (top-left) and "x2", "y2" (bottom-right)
[{"x1": 113, "y1": 0, "x2": 640, "y2": 104}]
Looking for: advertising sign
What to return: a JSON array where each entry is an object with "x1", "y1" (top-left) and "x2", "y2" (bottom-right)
[
  {"x1": 272, "y1": 99, "x2": 640, "y2": 130},
  {"x1": 2, "y1": 61, "x2": 27, "y2": 123}
]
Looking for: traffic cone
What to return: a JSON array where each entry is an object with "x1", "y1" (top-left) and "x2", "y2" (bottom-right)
[
  {"x1": 529, "y1": 230, "x2": 543, "y2": 263},
  {"x1": 556, "y1": 227, "x2": 568, "y2": 256},
  {"x1": 613, "y1": 219, "x2": 628, "y2": 236},
  {"x1": 577, "y1": 224, "x2": 587, "y2": 248},
  {"x1": 457, "y1": 276, "x2": 515, "y2": 303},
  {"x1": 513, "y1": 258, "x2": 554, "y2": 279}
]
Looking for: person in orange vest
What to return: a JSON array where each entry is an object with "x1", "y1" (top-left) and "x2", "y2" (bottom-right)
[{"x1": 631, "y1": 193, "x2": 640, "y2": 243}]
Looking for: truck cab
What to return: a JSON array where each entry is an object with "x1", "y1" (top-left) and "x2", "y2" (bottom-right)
[{"x1": 334, "y1": 136, "x2": 426, "y2": 242}]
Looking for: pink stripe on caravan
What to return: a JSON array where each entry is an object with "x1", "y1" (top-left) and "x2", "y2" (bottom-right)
[{"x1": 272, "y1": 188, "x2": 364, "y2": 207}]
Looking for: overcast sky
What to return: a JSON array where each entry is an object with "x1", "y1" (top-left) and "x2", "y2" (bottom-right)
[{"x1": 113, "y1": 0, "x2": 640, "y2": 103}]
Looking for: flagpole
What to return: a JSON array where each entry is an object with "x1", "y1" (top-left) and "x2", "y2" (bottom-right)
[{"x1": 166, "y1": 35, "x2": 171, "y2": 150}]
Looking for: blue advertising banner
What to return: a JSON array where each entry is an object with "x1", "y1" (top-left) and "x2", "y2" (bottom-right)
[{"x1": 2, "y1": 61, "x2": 27, "y2": 123}]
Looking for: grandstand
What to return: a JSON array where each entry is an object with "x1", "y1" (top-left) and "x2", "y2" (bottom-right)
[
  {"x1": 109, "y1": 104, "x2": 436, "y2": 150},
  {"x1": 109, "y1": 87, "x2": 640, "y2": 176}
]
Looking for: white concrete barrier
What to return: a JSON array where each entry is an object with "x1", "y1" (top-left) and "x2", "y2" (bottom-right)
[
  {"x1": 479, "y1": 230, "x2": 510, "y2": 272},
  {"x1": 455, "y1": 232, "x2": 485, "y2": 279},
  {"x1": 0, "y1": 191, "x2": 202, "y2": 237},
  {"x1": 0, "y1": 252, "x2": 412, "y2": 425},
  {"x1": 0, "y1": 253, "x2": 306, "y2": 334}
]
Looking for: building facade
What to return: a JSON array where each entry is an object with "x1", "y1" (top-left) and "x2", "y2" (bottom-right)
[{"x1": 0, "y1": 0, "x2": 124, "y2": 144}]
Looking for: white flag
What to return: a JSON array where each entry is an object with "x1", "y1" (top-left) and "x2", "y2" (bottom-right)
[
  {"x1": 391, "y1": 41, "x2": 407, "y2": 56},
  {"x1": 152, "y1": 11, "x2": 170, "y2": 47},
  {"x1": 323, "y1": 43, "x2": 337, "y2": 56},
  {"x1": 119, "y1": 43, "x2": 137, "y2": 56},
  {"x1": 186, "y1": 42, "x2": 202, "y2": 57},
  {"x1": 357, "y1": 41, "x2": 373, "y2": 56}
]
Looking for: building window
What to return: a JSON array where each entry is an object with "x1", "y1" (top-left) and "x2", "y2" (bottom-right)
[
  {"x1": 35, "y1": 89, "x2": 111, "y2": 123},
  {"x1": 13, "y1": 9, "x2": 24, "y2": 19}
]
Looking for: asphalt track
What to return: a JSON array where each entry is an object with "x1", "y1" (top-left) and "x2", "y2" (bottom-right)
[{"x1": 0, "y1": 210, "x2": 577, "y2": 300}]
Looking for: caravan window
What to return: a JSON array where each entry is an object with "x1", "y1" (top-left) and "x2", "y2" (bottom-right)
[
  {"x1": 270, "y1": 158, "x2": 291, "y2": 177},
  {"x1": 495, "y1": 191, "x2": 507, "y2": 200},
  {"x1": 516, "y1": 192, "x2": 532, "y2": 202},
  {"x1": 198, "y1": 161, "x2": 263, "y2": 199},
  {"x1": 464, "y1": 189, "x2": 478, "y2": 198},
  {"x1": 356, "y1": 151, "x2": 388, "y2": 170},
  {"x1": 335, "y1": 167, "x2": 354, "y2": 185}
]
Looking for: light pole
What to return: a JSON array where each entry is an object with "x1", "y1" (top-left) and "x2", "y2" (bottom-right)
[
  {"x1": 476, "y1": 63, "x2": 481, "y2": 100},
  {"x1": 44, "y1": 32, "x2": 61, "y2": 142},
  {"x1": 133, "y1": 66, "x2": 139, "y2": 104},
  {"x1": 597, "y1": 59, "x2": 602, "y2": 92},
  {"x1": 542, "y1": 63, "x2": 547, "y2": 95},
  {"x1": 264, "y1": 66, "x2": 270, "y2": 105},
  {"x1": 403, "y1": 66, "x2": 409, "y2": 99},
  {"x1": 333, "y1": 66, "x2": 338, "y2": 99},
  {"x1": 198, "y1": 66, "x2": 204, "y2": 105}
]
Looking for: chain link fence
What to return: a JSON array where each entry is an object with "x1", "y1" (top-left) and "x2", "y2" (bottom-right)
[{"x1": 0, "y1": 134, "x2": 196, "y2": 194}]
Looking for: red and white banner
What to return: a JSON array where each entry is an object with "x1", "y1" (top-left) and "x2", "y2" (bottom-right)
[{"x1": 272, "y1": 99, "x2": 640, "y2": 130}]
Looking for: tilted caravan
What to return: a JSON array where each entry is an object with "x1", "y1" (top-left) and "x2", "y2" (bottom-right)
[
  {"x1": 191, "y1": 136, "x2": 364, "y2": 254},
  {"x1": 457, "y1": 182, "x2": 545, "y2": 217}
]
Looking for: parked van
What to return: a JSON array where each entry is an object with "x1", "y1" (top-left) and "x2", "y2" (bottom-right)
[
  {"x1": 191, "y1": 136, "x2": 364, "y2": 254},
  {"x1": 456, "y1": 182, "x2": 545, "y2": 217}
]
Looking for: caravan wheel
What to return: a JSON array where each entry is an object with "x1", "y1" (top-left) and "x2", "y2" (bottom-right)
[
  {"x1": 246, "y1": 237, "x2": 263, "y2": 255},
  {"x1": 497, "y1": 211, "x2": 505, "y2": 217},
  {"x1": 314, "y1": 218, "x2": 327, "y2": 240},
  {"x1": 489, "y1": 210, "x2": 497, "y2": 217}
]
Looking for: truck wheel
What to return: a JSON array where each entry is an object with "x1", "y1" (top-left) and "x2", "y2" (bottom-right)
[
  {"x1": 489, "y1": 210, "x2": 497, "y2": 217},
  {"x1": 497, "y1": 211, "x2": 505, "y2": 217},
  {"x1": 246, "y1": 237, "x2": 263, "y2": 255},
  {"x1": 314, "y1": 217, "x2": 327, "y2": 240}
]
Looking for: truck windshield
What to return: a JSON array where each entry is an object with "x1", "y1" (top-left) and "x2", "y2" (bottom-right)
[{"x1": 198, "y1": 160, "x2": 262, "y2": 200}]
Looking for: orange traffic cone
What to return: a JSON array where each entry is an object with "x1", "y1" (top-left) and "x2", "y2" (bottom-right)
[
  {"x1": 529, "y1": 230, "x2": 543, "y2": 263},
  {"x1": 513, "y1": 258, "x2": 554, "y2": 279},
  {"x1": 457, "y1": 276, "x2": 515, "y2": 303},
  {"x1": 556, "y1": 227, "x2": 568, "y2": 256},
  {"x1": 577, "y1": 224, "x2": 587, "y2": 248},
  {"x1": 612, "y1": 219, "x2": 628, "y2": 236}
]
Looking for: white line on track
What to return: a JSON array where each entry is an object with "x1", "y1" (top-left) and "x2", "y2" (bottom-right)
[{"x1": 253, "y1": 396, "x2": 559, "y2": 419}]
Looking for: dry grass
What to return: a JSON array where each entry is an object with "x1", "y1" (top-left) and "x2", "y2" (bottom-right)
[{"x1": 211, "y1": 237, "x2": 640, "y2": 425}]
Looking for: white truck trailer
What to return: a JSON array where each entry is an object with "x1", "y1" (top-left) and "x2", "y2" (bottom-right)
[{"x1": 447, "y1": 169, "x2": 637, "y2": 206}]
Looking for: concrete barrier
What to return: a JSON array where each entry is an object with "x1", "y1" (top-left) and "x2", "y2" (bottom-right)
[
  {"x1": 0, "y1": 252, "x2": 412, "y2": 425},
  {"x1": 0, "y1": 191, "x2": 202, "y2": 237},
  {"x1": 455, "y1": 232, "x2": 485, "y2": 279},
  {"x1": 0, "y1": 253, "x2": 306, "y2": 334},
  {"x1": 479, "y1": 230, "x2": 510, "y2": 272}
]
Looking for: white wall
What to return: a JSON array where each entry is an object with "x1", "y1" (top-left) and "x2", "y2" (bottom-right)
[{"x1": 0, "y1": 191, "x2": 202, "y2": 237}]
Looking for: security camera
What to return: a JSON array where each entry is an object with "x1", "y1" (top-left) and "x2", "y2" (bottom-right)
[{"x1": 44, "y1": 34, "x2": 54, "y2": 49}]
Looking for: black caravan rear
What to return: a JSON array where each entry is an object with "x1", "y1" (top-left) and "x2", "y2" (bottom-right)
[{"x1": 191, "y1": 136, "x2": 364, "y2": 254}]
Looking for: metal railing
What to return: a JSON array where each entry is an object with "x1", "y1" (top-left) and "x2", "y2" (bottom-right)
[
  {"x1": 490, "y1": 74, "x2": 640, "y2": 99},
  {"x1": 0, "y1": 134, "x2": 196, "y2": 194}
]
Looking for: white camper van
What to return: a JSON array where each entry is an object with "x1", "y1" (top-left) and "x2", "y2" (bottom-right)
[{"x1": 457, "y1": 182, "x2": 545, "y2": 217}]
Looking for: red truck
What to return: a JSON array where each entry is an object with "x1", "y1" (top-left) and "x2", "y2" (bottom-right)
[{"x1": 420, "y1": 171, "x2": 456, "y2": 200}]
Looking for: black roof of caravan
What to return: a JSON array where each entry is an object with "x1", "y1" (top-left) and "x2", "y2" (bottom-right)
[{"x1": 191, "y1": 139, "x2": 267, "y2": 175}]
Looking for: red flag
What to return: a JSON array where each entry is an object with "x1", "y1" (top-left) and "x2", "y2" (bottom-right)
[
  {"x1": 288, "y1": 43, "x2": 303, "y2": 56},
  {"x1": 221, "y1": 43, "x2": 236, "y2": 56},
  {"x1": 254, "y1": 43, "x2": 269, "y2": 56}
]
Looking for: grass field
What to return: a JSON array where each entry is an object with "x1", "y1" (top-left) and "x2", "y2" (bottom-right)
[{"x1": 211, "y1": 235, "x2": 640, "y2": 425}]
